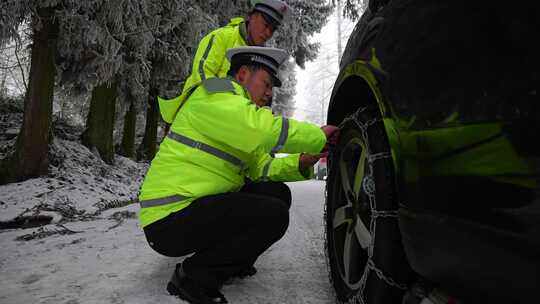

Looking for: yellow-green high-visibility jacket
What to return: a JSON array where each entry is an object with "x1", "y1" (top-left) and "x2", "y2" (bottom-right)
[
  {"x1": 139, "y1": 78, "x2": 327, "y2": 228},
  {"x1": 158, "y1": 17, "x2": 249, "y2": 124}
]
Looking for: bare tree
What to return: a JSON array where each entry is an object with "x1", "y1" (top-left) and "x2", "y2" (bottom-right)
[{"x1": 341, "y1": 0, "x2": 369, "y2": 20}]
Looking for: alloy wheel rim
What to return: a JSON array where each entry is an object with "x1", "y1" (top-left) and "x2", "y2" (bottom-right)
[{"x1": 332, "y1": 135, "x2": 372, "y2": 290}]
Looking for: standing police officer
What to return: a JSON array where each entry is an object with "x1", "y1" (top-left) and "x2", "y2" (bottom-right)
[
  {"x1": 159, "y1": 0, "x2": 291, "y2": 124},
  {"x1": 139, "y1": 46, "x2": 339, "y2": 304}
]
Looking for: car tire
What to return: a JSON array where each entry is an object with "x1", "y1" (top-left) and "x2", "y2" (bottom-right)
[{"x1": 324, "y1": 105, "x2": 412, "y2": 304}]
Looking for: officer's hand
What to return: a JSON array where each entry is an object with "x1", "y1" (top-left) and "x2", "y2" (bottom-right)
[
  {"x1": 321, "y1": 125, "x2": 340, "y2": 152},
  {"x1": 299, "y1": 152, "x2": 328, "y2": 172}
]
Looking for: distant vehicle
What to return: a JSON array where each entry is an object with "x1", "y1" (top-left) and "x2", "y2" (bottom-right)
[
  {"x1": 323, "y1": 1, "x2": 540, "y2": 304},
  {"x1": 316, "y1": 157, "x2": 327, "y2": 180}
]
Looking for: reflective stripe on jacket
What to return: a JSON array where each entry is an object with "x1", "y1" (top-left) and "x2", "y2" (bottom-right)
[
  {"x1": 158, "y1": 17, "x2": 249, "y2": 123},
  {"x1": 139, "y1": 78, "x2": 326, "y2": 228}
]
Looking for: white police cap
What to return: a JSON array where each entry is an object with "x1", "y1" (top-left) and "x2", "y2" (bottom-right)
[
  {"x1": 227, "y1": 46, "x2": 288, "y2": 87},
  {"x1": 250, "y1": 0, "x2": 291, "y2": 28}
]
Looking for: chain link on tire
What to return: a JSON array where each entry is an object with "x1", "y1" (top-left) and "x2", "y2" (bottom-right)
[{"x1": 325, "y1": 107, "x2": 409, "y2": 304}]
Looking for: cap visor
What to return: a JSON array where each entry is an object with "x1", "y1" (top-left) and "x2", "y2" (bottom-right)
[{"x1": 260, "y1": 11, "x2": 280, "y2": 29}]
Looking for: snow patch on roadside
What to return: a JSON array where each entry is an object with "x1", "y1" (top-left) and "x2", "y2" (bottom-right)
[{"x1": 0, "y1": 138, "x2": 147, "y2": 224}]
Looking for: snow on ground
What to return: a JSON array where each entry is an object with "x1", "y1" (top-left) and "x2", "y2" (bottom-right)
[{"x1": 0, "y1": 136, "x2": 335, "y2": 303}]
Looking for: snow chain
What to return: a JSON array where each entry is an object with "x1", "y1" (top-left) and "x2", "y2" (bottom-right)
[{"x1": 330, "y1": 107, "x2": 408, "y2": 304}]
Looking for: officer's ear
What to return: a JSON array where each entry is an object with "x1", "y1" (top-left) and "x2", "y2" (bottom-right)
[{"x1": 236, "y1": 65, "x2": 252, "y2": 85}]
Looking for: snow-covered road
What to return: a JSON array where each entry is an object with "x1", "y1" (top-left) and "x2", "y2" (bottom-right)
[{"x1": 0, "y1": 180, "x2": 335, "y2": 304}]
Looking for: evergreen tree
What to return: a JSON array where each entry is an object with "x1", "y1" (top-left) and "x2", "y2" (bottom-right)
[
  {"x1": 0, "y1": 3, "x2": 59, "y2": 184},
  {"x1": 272, "y1": 0, "x2": 333, "y2": 68},
  {"x1": 194, "y1": 0, "x2": 249, "y2": 26},
  {"x1": 119, "y1": 101, "x2": 137, "y2": 159},
  {"x1": 81, "y1": 82, "x2": 116, "y2": 163},
  {"x1": 56, "y1": 0, "x2": 155, "y2": 164},
  {"x1": 138, "y1": 1, "x2": 206, "y2": 161},
  {"x1": 137, "y1": 88, "x2": 158, "y2": 161},
  {"x1": 273, "y1": 60, "x2": 297, "y2": 117},
  {"x1": 270, "y1": 0, "x2": 333, "y2": 118},
  {"x1": 138, "y1": 1, "x2": 249, "y2": 160}
]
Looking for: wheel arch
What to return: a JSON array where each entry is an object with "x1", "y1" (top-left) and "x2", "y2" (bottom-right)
[
  {"x1": 327, "y1": 60, "x2": 402, "y2": 175},
  {"x1": 327, "y1": 70, "x2": 378, "y2": 127}
]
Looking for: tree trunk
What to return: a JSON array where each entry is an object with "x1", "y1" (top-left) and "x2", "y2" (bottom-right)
[
  {"x1": 137, "y1": 91, "x2": 159, "y2": 161},
  {"x1": 119, "y1": 102, "x2": 136, "y2": 159},
  {"x1": 0, "y1": 8, "x2": 57, "y2": 185},
  {"x1": 81, "y1": 83, "x2": 116, "y2": 164}
]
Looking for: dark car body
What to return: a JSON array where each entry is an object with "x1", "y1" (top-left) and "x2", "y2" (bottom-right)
[{"x1": 324, "y1": 1, "x2": 540, "y2": 303}]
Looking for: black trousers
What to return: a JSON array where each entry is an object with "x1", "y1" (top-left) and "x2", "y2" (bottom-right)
[{"x1": 143, "y1": 181, "x2": 292, "y2": 289}]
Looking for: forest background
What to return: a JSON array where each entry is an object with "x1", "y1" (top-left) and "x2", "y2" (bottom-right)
[{"x1": 0, "y1": 0, "x2": 366, "y2": 185}]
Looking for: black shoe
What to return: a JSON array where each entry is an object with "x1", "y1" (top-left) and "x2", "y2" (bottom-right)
[
  {"x1": 218, "y1": 265, "x2": 258, "y2": 286},
  {"x1": 167, "y1": 263, "x2": 227, "y2": 304}
]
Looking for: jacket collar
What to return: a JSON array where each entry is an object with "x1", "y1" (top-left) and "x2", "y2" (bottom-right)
[
  {"x1": 239, "y1": 21, "x2": 255, "y2": 46},
  {"x1": 228, "y1": 77, "x2": 252, "y2": 100},
  {"x1": 227, "y1": 17, "x2": 253, "y2": 46}
]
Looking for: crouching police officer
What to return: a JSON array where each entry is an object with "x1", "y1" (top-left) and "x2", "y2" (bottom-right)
[{"x1": 139, "y1": 46, "x2": 339, "y2": 304}]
